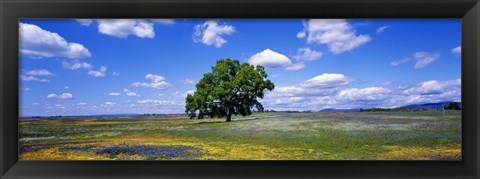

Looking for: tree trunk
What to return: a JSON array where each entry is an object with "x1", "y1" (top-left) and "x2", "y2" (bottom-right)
[{"x1": 226, "y1": 113, "x2": 232, "y2": 122}]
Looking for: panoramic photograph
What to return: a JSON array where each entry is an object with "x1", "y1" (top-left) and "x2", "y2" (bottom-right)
[{"x1": 19, "y1": 19, "x2": 461, "y2": 160}]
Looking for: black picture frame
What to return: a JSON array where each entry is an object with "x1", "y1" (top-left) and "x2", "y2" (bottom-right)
[{"x1": 1, "y1": 0, "x2": 479, "y2": 178}]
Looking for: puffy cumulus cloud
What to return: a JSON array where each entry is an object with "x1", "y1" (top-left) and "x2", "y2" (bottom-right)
[
  {"x1": 26, "y1": 69, "x2": 55, "y2": 76},
  {"x1": 76, "y1": 19, "x2": 175, "y2": 38},
  {"x1": 403, "y1": 79, "x2": 460, "y2": 96},
  {"x1": 413, "y1": 52, "x2": 440, "y2": 69},
  {"x1": 451, "y1": 46, "x2": 461, "y2": 56},
  {"x1": 88, "y1": 66, "x2": 107, "y2": 77},
  {"x1": 131, "y1": 73, "x2": 172, "y2": 90},
  {"x1": 298, "y1": 19, "x2": 371, "y2": 54},
  {"x1": 248, "y1": 49, "x2": 292, "y2": 68},
  {"x1": 300, "y1": 73, "x2": 353, "y2": 88},
  {"x1": 261, "y1": 75, "x2": 461, "y2": 111},
  {"x1": 376, "y1": 25, "x2": 390, "y2": 34},
  {"x1": 398, "y1": 79, "x2": 461, "y2": 105},
  {"x1": 19, "y1": 23, "x2": 91, "y2": 59},
  {"x1": 62, "y1": 61, "x2": 93, "y2": 70},
  {"x1": 266, "y1": 73, "x2": 353, "y2": 100},
  {"x1": 390, "y1": 57, "x2": 411, "y2": 67},
  {"x1": 337, "y1": 87, "x2": 391, "y2": 101},
  {"x1": 20, "y1": 75, "x2": 49, "y2": 82},
  {"x1": 47, "y1": 93, "x2": 73, "y2": 99},
  {"x1": 193, "y1": 20, "x2": 235, "y2": 48},
  {"x1": 293, "y1": 47, "x2": 323, "y2": 61},
  {"x1": 97, "y1": 19, "x2": 155, "y2": 38}
]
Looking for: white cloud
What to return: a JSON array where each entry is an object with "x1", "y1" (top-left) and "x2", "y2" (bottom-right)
[
  {"x1": 126, "y1": 92, "x2": 139, "y2": 97},
  {"x1": 62, "y1": 61, "x2": 93, "y2": 70},
  {"x1": 97, "y1": 19, "x2": 155, "y2": 38},
  {"x1": 413, "y1": 52, "x2": 440, "y2": 69},
  {"x1": 261, "y1": 73, "x2": 353, "y2": 109},
  {"x1": 266, "y1": 73, "x2": 352, "y2": 100},
  {"x1": 297, "y1": 19, "x2": 371, "y2": 54},
  {"x1": 337, "y1": 87, "x2": 391, "y2": 101},
  {"x1": 146, "y1": 74, "x2": 165, "y2": 82},
  {"x1": 20, "y1": 75, "x2": 49, "y2": 82},
  {"x1": 26, "y1": 69, "x2": 55, "y2": 76},
  {"x1": 47, "y1": 93, "x2": 73, "y2": 99},
  {"x1": 285, "y1": 62, "x2": 305, "y2": 71},
  {"x1": 296, "y1": 31, "x2": 306, "y2": 38},
  {"x1": 193, "y1": 20, "x2": 235, "y2": 48},
  {"x1": 64, "y1": 86, "x2": 70, "y2": 90},
  {"x1": 403, "y1": 79, "x2": 460, "y2": 96},
  {"x1": 261, "y1": 77, "x2": 460, "y2": 111},
  {"x1": 151, "y1": 19, "x2": 175, "y2": 25},
  {"x1": 75, "y1": 19, "x2": 174, "y2": 38},
  {"x1": 298, "y1": 19, "x2": 371, "y2": 54},
  {"x1": 293, "y1": 47, "x2": 323, "y2": 61},
  {"x1": 131, "y1": 73, "x2": 172, "y2": 90},
  {"x1": 390, "y1": 57, "x2": 411, "y2": 66},
  {"x1": 137, "y1": 100, "x2": 175, "y2": 105},
  {"x1": 21, "y1": 88, "x2": 32, "y2": 91},
  {"x1": 451, "y1": 46, "x2": 461, "y2": 56},
  {"x1": 77, "y1": 102, "x2": 87, "y2": 105},
  {"x1": 182, "y1": 78, "x2": 196, "y2": 85},
  {"x1": 300, "y1": 73, "x2": 353, "y2": 88},
  {"x1": 248, "y1": 49, "x2": 292, "y2": 68},
  {"x1": 105, "y1": 102, "x2": 115, "y2": 106},
  {"x1": 376, "y1": 25, "x2": 390, "y2": 34},
  {"x1": 171, "y1": 90, "x2": 195, "y2": 98},
  {"x1": 106, "y1": 92, "x2": 121, "y2": 96},
  {"x1": 20, "y1": 23, "x2": 91, "y2": 59},
  {"x1": 88, "y1": 66, "x2": 107, "y2": 77},
  {"x1": 112, "y1": 71, "x2": 120, "y2": 76},
  {"x1": 75, "y1": 19, "x2": 94, "y2": 26}
]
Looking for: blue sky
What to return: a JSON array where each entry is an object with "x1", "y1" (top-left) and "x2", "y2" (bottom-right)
[{"x1": 19, "y1": 19, "x2": 461, "y2": 116}]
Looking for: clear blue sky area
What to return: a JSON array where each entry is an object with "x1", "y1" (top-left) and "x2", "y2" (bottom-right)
[{"x1": 19, "y1": 19, "x2": 461, "y2": 116}]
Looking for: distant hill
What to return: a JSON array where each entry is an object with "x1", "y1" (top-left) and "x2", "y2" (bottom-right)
[{"x1": 400, "y1": 101, "x2": 461, "y2": 111}]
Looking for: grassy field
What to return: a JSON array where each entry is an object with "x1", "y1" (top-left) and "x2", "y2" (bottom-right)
[{"x1": 19, "y1": 111, "x2": 461, "y2": 160}]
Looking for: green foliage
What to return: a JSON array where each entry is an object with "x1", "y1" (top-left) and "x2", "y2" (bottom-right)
[
  {"x1": 185, "y1": 59, "x2": 275, "y2": 122},
  {"x1": 360, "y1": 108, "x2": 393, "y2": 112},
  {"x1": 444, "y1": 102, "x2": 461, "y2": 110}
]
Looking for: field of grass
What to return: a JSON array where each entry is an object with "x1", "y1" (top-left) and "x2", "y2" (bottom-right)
[{"x1": 19, "y1": 111, "x2": 461, "y2": 160}]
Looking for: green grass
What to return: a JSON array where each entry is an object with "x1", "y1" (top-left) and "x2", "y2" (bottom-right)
[{"x1": 19, "y1": 111, "x2": 461, "y2": 160}]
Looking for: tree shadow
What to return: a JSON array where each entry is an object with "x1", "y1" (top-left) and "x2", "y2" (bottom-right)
[{"x1": 194, "y1": 117, "x2": 261, "y2": 125}]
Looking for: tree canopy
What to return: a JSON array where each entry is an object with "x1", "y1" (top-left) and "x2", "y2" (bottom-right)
[{"x1": 185, "y1": 59, "x2": 275, "y2": 122}]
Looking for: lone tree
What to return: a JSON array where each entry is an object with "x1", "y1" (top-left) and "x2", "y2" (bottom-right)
[{"x1": 185, "y1": 59, "x2": 275, "y2": 122}]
